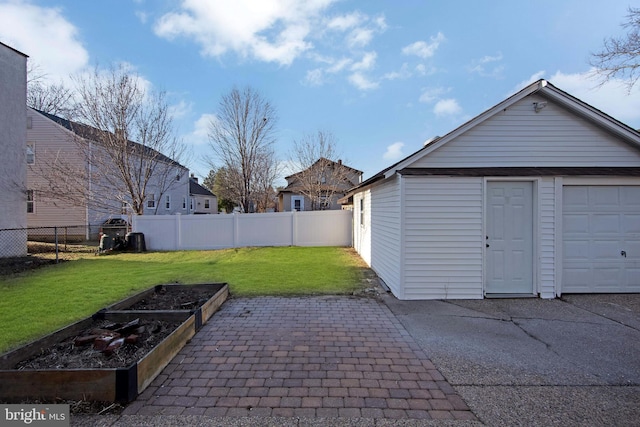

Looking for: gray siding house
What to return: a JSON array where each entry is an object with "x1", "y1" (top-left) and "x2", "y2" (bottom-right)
[
  {"x1": 26, "y1": 108, "x2": 191, "y2": 238},
  {"x1": 0, "y1": 42, "x2": 28, "y2": 257},
  {"x1": 347, "y1": 80, "x2": 640, "y2": 300},
  {"x1": 189, "y1": 175, "x2": 217, "y2": 214}
]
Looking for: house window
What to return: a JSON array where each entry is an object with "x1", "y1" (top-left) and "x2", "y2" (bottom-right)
[
  {"x1": 27, "y1": 190, "x2": 34, "y2": 213},
  {"x1": 26, "y1": 143, "x2": 35, "y2": 164},
  {"x1": 359, "y1": 197, "x2": 364, "y2": 226},
  {"x1": 204, "y1": 199, "x2": 210, "y2": 209},
  {"x1": 190, "y1": 198, "x2": 194, "y2": 211},
  {"x1": 182, "y1": 197, "x2": 187, "y2": 209},
  {"x1": 165, "y1": 195, "x2": 171, "y2": 210},
  {"x1": 121, "y1": 201, "x2": 128, "y2": 215},
  {"x1": 147, "y1": 194, "x2": 156, "y2": 209},
  {"x1": 292, "y1": 196, "x2": 304, "y2": 211}
]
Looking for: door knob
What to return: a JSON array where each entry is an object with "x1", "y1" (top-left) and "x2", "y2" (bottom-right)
[{"x1": 621, "y1": 250, "x2": 627, "y2": 258}]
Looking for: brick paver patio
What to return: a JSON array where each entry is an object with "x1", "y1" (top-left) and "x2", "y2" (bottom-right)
[{"x1": 123, "y1": 296, "x2": 476, "y2": 421}]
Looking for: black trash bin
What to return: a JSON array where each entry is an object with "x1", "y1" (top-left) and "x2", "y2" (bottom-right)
[{"x1": 126, "y1": 232, "x2": 146, "y2": 252}]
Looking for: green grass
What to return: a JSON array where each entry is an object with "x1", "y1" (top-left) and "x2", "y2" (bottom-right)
[{"x1": 0, "y1": 247, "x2": 367, "y2": 353}]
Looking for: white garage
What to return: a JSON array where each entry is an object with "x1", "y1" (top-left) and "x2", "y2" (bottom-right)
[
  {"x1": 562, "y1": 184, "x2": 640, "y2": 293},
  {"x1": 347, "y1": 79, "x2": 640, "y2": 300}
]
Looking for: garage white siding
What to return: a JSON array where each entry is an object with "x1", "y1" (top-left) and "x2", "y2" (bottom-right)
[
  {"x1": 402, "y1": 176, "x2": 484, "y2": 299},
  {"x1": 412, "y1": 94, "x2": 640, "y2": 168},
  {"x1": 369, "y1": 176, "x2": 402, "y2": 297},
  {"x1": 562, "y1": 185, "x2": 640, "y2": 293},
  {"x1": 353, "y1": 190, "x2": 371, "y2": 265},
  {"x1": 539, "y1": 178, "x2": 557, "y2": 298}
]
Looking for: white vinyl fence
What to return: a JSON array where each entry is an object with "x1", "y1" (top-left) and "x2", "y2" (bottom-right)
[{"x1": 132, "y1": 210, "x2": 353, "y2": 251}]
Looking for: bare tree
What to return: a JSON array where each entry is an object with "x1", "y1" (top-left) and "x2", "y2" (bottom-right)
[
  {"x1": 203, "y1": 167, "x2": 236, "y2": 213},
  {"x1": 253, "y1": 148, "x2": 280, "y2": 212},
  {"x1": 208, "y1": 86, "x2": 278, "y2": 213},
  {"x1": 289, "y1": 130, "x2": 356, "y2": 210},
  {"x1": 590, "y1": 7, "x2": 640, "y2": 92},
  {"x1": 27, "y1": 62, "x2": 76, "y2": 118},
  {"x1": 30, "y1": 65, "x2": 187, "y2": 216}
]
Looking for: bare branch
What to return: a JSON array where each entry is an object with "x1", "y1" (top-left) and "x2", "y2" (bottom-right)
[
  {"x1": 208, "y1": 86, "x2": 278, "y2": 213},
  {"x1": 31, "y1": 64, "x2": 187, "y2": 216},
  {"x1": 288, "y1": 130, "x2": 357, "y2": 210},
  {"x1": 590, "y1": 7, "x2": 640, "y2": 92}
]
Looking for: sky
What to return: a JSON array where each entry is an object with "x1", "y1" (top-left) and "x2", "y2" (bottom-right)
[{"x1": 1, "y1": 0, "x2": 640, "y2": 184}]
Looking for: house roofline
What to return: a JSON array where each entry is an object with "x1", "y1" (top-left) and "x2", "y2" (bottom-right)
[
  {"x1": 284, "y1": 157, "x2": 363, "y2": 180},
  {"x1": 0, "y1": 41, "x2": 28, "y2": 57},
  {"x1": 31, "y1": 107, "x2": 188, "y2": 170},
  {"x1": 342, "y1": 79, "x2": 640, "y2": 200}
]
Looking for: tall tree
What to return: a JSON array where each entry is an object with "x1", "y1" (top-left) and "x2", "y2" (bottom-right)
[
  {"x1": 208, "y1": 86, "x2": 278, "y2": 213},
  {"x1": 30, "y1": 64, "x2": 187, "y2": 216},
  {"x1": 253, "y1": 148, "x2": 280, "y2": 212},
  {"x1": 27, "y1": 62, "x2": 76, "y2": 118},
  {"x1": 203, "y1": 167, "x2": 236, "y2": 213},
  {"x1": 590, "y1": 7, "x2": 640, "y2": 92},
  {"x1": 289, "y1": 130, "x2": 354, "y2": 210}
]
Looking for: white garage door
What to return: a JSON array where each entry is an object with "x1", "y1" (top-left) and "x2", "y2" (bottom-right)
[{"x1": 563, "y1": 186, "x2": 640, "y2": 293}]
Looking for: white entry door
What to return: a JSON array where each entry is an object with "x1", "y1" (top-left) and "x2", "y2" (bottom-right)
[{"x1": 486, "y1": 181, "x2": 534, "y2": 295}]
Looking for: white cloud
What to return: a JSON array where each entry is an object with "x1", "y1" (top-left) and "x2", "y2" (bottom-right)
[
  {"x1": 468, "y1": 52, "x2": 504, "y2": 78},
  {"x1": 326, "y1": 11, "x2": 364, "y2": 31},
  {"x1": 383, "y1": 63, "x2": 411, "y2": 81},
  {"x1": 507, "y1": 69, "x2": 640, "y2": 126},
  {"x1": 348, "y1": 72, "x2": 378, "y2": 90},
  {"x1": 433, "y1": 98, "x2": 462, "y2": 116},
  {"x1": 155, "y1": 0, "x2": 339, "y2": 66},
  {"x1": 0, "y1": 1, "x2": 89, "y2": 83},
  {"x1": 419, "y1": 87, "x2": 448, "y2": 103},
  {"x1": 168, "y1": 100, "x2": 192, "y2": 120},
  {"x1": 347, "y1": 27, "x2": 374, "y2": 48},
  {"x1": 383, "y1": 141, "x2": 405, "y2": 160},
  {"x1": 549, "y1": 70, "x2": 640, "y2": 126},
  {"x1": 510, "y1": 70, "x2": 547, "y2": 95},
  {"x1": 327, "y1": 57, "x2": 352, "y2": 73},
  {"x1": 402, "y1": 32, "x2": 445, "y2": 59},
  {"x1": 304, "y1": 68, "x2": 324, "y2": 86},
  {"x1": 135, "y1": 10, "x2": 149, "y2": 24},
  {"x1": 187, "y1": 113, "x2": 217, "y2": 145},
  {"x1": 350, "y1": 51, "x2": 377, "y2": 72}
]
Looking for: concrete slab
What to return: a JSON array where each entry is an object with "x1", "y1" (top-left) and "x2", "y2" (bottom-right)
[{"x1": 383, "y1": 293, "x2": 640, "y2": 426}]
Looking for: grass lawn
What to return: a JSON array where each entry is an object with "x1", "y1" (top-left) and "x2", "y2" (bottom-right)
[{"x1": 0, "y1": 247, "x2": 368, "y2": 353}]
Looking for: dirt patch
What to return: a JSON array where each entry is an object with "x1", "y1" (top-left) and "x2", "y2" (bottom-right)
[
  {"x1": 127, "y1": 286, "x2": 216, "y2": 310},
  {"x1": 0, "y1": 255, "x2": 61, "y2": 276},
  {"x1": 14, "y1": 319, "x2": 181, "y2": 370}
]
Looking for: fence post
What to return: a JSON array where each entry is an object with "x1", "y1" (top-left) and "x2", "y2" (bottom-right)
[
  {"x1": 233, "y1": 213, "x2": 239, "y2": 248},
  {"x1": 54, "y1": 226, "x2": 59, "y2": 264},
  {"x1": 291, "y1": 211, "x2": 297, "y2": 246},
  {"x1": 175, "y1": 214, "x2": 182, "y2": 250}
]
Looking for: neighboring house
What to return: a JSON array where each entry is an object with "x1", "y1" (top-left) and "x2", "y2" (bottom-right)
[
  {"x1": 279, "y1": 158, "x2": 362, "y2": 211},
  {"x1": 26, "y1": 108, "x2": 191, "y2": 239},
  {"x1": 0, "y1": 42, "x2": 28, "y2": 257},
  {"x1": 189, "y1": 174, "x2": 218, "y2": 214},
  {"x1": 344, "y1": 79, "x2": 640, "y2": 300}
]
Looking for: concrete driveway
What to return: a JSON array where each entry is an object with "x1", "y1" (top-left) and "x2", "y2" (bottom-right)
[{"x1": 382, "y1": 293, "x2": 640, "y2": 426}]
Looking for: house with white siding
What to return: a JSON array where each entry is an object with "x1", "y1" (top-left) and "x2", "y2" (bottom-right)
[
  {"x1": 0, "y1": 42, "x2": 28, "y2": 257},
  {"x1": 26, "y1": 108, "x2": 191, "y2": 239},
  {"x1": 345, "y1": 80, "x2": 640, "y2": 300}
]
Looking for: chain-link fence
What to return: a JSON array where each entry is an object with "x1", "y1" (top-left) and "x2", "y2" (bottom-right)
[{"x1": 0, "y1": 223, "x2": 130, "y2": 264}]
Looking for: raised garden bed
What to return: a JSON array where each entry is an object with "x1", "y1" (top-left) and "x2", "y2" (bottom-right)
[{"x1": 0, "y1": 283, "x2": 228, "y2": 403}]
